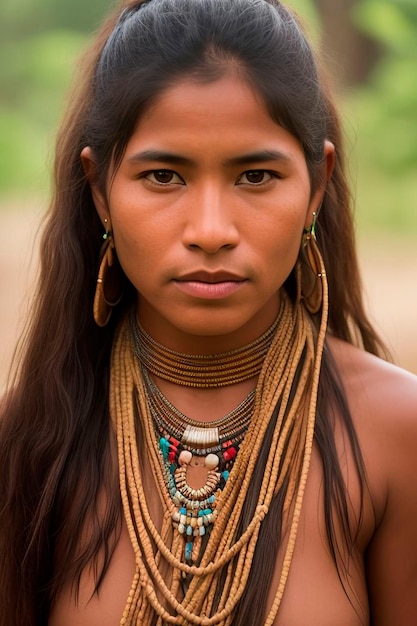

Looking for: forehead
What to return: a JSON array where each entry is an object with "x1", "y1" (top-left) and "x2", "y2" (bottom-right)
[
  {"x1": 126, "y1": 75, "x2": 304, "y2": 161},
  {"x1": 140, "y1": 75, "x2": 267, "y2": 128}
]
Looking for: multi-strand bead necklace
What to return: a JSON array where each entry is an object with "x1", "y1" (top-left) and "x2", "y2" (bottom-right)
[
  {"x1": 111, "y1": 241, "x2": 329, "y2": 625},
  {"x1": 135, "y1": 318, "x2": 274, "y2": 562},
  {"x1": 141, "y1": 362, "x2": 256, "y2": 562},
  {"x1": 133, "y1": 313, "x2": 280, "y2": 387}
]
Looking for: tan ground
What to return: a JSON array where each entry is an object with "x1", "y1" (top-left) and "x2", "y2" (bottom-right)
[{"x1": 1, "y1": 205, "x2": 416, "y2": 393}]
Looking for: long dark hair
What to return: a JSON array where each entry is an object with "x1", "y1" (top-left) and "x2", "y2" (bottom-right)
[{"x1": 0, "y1": 1, "x2": 387, "y2": 624}]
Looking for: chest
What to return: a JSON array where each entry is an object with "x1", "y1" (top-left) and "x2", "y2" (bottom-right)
[
  {"x1": 265, "y1": 449, "x2": 370, "y2": 625},
  {"x1": 113, "y1": 442, "x2": 372, "y2": 625}
]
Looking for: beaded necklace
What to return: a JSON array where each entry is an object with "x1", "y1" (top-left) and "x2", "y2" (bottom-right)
[
  {"x1": 132, "y1": 312, "x2": 281, "y2": 388},
  {"x1": 142, "y1": 367, "x2": 256, "y2": 561},
  {"x1": 111, "y1": 246, "x2": 328, "y2": 625},
  {"x1": 144, "y1": 366, "x2": 255, "y2": 443}
]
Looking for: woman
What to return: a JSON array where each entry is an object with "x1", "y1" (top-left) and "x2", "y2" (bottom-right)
[{"x1": 1, "y1": 0, "x2": 416, "y2": 624}]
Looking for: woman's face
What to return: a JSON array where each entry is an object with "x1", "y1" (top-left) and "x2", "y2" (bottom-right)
[{"x1": 84, "y1": 75, "x2": 332, "y2": 352}]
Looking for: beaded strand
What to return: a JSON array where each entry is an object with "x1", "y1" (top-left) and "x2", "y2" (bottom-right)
[
  {"x1": 111, "y1": 242, "x2": 328, "y2": 625},
  {"x1": 132, "y1": 311, "x2": 281, "y2": 388}
]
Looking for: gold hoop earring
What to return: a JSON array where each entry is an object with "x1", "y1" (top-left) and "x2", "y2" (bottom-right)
[
  {"x1": 93, "y1": 219, "x2": 123, "y2": 327},
  {"x1": 297, "y1": 212, "x2": 326, "y2": 314}
]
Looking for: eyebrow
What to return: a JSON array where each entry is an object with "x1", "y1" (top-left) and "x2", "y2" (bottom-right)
[
  {"x1": 127, "y1": 150, "x2": 192, "y2": 166},
  {"x1": 225, "y1": 150, "x2": 292, "y2": 166},
  {"x1": 126, "y1": 149, "x2": 292, "y2": 167}
]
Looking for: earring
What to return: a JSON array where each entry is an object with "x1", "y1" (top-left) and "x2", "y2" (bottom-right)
[
  {"x1": 297, "y1": 212, "x2": 326, "y2": 314},
  {"x1": 93, "y1": 218, "x2": 123, "y2": 327}
]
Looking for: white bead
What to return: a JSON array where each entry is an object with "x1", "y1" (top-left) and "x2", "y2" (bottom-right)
[
  {"x1": 178, "y1": 450, "x2": 192, "y2": 466},
  {"x1": 205, "y1": 453, "x2": 220, "y2": 469}
]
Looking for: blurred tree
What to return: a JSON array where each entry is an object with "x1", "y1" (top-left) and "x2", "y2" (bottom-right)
[
  {"x1": 348, "y1": 0, "x2": 417, "y2": 231},
  {"x1": 312, "y1": 0, "x2": 382, "y2": 87},
  {"x1": 0, "y1": 0, "x2": 114, "y2": 193},
  {"x1": 0, "y1": 0, "x2": 114, "y2": 38}
]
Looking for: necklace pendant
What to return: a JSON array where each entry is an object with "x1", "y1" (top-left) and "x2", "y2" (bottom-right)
[
  {"x1": 182, "y1": 424, "x2": 219, "y2": 447},
  {"x1": 169, "y1": 451, "x2": 221, "y2": 561}
]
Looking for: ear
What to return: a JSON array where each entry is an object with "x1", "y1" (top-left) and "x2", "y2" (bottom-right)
[
  {"x1": 323, "y1": 139, "x2": 336, "y2": 182},
  {"x1": 80, "y1": 146, "x2": 109, "y2": 227},
  {"x1": 305, "y1": 140, "x2": 335, "y2": 229}
]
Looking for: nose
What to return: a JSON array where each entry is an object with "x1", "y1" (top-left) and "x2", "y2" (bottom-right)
[{"x1": 182, "y1": 183, "x2": 240, "y2": 254}]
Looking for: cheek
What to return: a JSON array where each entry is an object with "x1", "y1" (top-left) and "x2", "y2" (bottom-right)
[
  {"x1": 110, "y1": 220, "x2": 150, "y2": 284},
  {"x1": 256, "y1": 208, "x2": 304, "y2": 257},
  {"x1": 116, "y1": 235, "x2": 158, "y2": 280},
  {"x1": 252, "y1": 210, "x2": 304, "y2": 288},
  {"x1": 110, "y1": 208, "x2": 176, "y2": 295},
  {"x1": 267, "y1": 235, "x2": 301, "y2": 280}
]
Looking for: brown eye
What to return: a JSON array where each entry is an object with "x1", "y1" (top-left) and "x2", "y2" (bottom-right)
[
  {"x1": 153, "y1": 170, "x2": 175, "y2": 183},
  {"x1": 245, "y1": 170, "x2": 265, "y2": 184},
  {"x1": 144, "y1": 170, "x2": 184, "y2": 185},
  {"x1": 238, "y1": 170, "x2": 273, "y2": 185}
]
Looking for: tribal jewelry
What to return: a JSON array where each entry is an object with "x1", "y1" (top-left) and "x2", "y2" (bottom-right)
[
  {"x1": 112, "y1": 241, "x2": 328, "y2": 626},
  {"x1": 142, "y1": 367, "x2": 254, "y2": 560},
  {"x1": 131, "y1": 309, "x2": 281, "y2": 387},
  {"x1": 143, "y1": 367, "x2": 255, "y2": 445}
]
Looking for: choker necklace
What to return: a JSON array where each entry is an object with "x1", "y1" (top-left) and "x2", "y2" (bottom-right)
[{"x1": 131, "y1": 308, "x2": 282, "y2": 388}]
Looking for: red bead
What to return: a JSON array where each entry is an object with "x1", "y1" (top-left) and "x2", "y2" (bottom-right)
[
  {"x1": 223, "y1": 447, "x2": 237, "y2": 461},
  {"x1": 168, "y1": 451, "x2": 177, "y2": 462}
]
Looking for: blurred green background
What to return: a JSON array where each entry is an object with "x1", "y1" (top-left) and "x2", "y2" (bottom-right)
[
  {"x1": 1, "y1": 0, "x2": 416, "y2": 233},
  {"x1": 0, "y1": 0, "x2": 416, "y2": 381}
]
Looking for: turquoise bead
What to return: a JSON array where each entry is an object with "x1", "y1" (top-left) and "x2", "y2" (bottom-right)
[
  {"x1": 185, "y1": 542, "x2": 193, "y2": 560},
  {"x1": 159, "y1": 437, "x2": 170, "y2": 460},
  {"x1": 199, "y1": 508, "x2": 211, "y2": 516}
]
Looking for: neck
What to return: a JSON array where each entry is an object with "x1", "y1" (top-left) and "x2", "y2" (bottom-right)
[
  {"x1": 136, "y1": 295, "x2": 281, "y2": 355},
  {"x1": 132, "y1": 306, "x2": 282, "y2": 389}
]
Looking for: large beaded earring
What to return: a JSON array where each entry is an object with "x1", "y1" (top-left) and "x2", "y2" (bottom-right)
[
  {"x1": 297, "y1": 211, "x2": 326, "y2": 314},
  {"x1": 93, "y1": 218, "x2": 123, "y2": 327}
]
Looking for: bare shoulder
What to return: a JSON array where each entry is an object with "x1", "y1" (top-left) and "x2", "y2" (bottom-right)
[
  {"x1": 328, "y1": 335, "x2": 417, "y2": 625},
  {"x1": 327, "y1": 334, "x2": 417, "y2": 481},
  {"x1": 328, "y1": 334, "x2": 417, "y2": 431}
]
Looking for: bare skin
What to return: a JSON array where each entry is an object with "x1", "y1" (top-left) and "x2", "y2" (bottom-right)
[
  {"x1": 49, "y1": 335, "x2": 417, "y2": 626},
  {"x1": 50, "y1": 75, "x2": 417, "y2": 624}
]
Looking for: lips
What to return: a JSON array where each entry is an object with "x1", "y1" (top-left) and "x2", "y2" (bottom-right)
[
  {"x1": 175, "y1": 270, "x2": 245, "y2": 284},
  {"x1": 173, "y1": 270, "x2": 247, "y2": 299}
]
